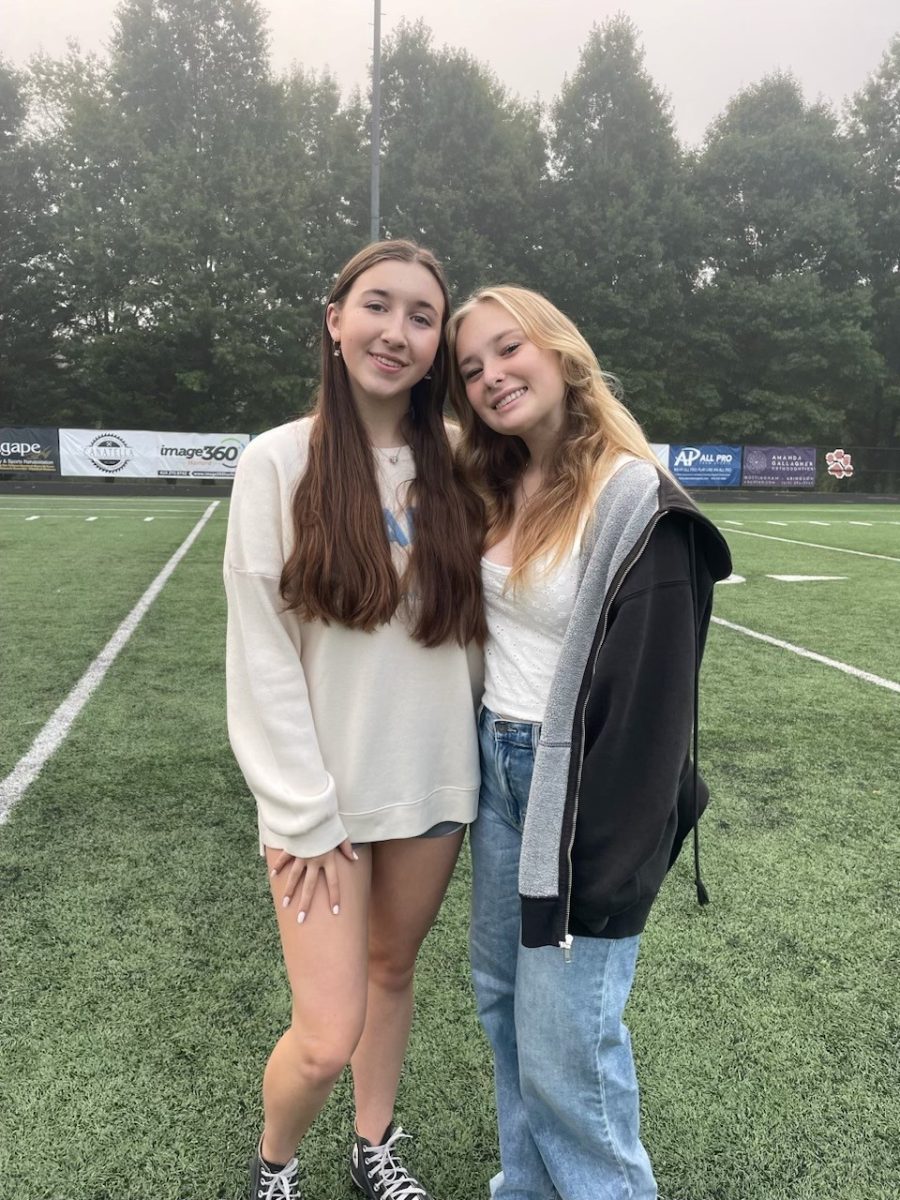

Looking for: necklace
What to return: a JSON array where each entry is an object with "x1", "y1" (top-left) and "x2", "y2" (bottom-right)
[{"x1": 376, "y1": 446, "x2": 404, "y2": 465}]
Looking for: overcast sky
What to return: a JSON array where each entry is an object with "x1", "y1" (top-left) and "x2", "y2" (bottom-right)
[{"x1": 4, "y1": 0, "x2": 898, "y2": 145}]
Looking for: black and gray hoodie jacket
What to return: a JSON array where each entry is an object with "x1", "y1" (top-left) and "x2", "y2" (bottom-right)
[{"x1": 519, "y1": 459, "x2": 732, "y2": 950}]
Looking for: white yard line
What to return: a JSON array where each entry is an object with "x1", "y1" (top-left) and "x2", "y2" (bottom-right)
[
  {"x1": 0, "y1": 501, "x2": 220, "y2": 825},
  {"x1": 723, "y1": 528, "x2": 900, "y2": 563},
  {"x1": 712, "y1": 618, "x2": 900, "y2": 695},
  {"x1": 0, "y1": 513, "x2": 207, "y2": 521},
  {"x1": 0, "y1": 496, "x2": 216, "y2": 505},
  {"x1": 0, "y1": 505, "x2": 211, "y2": 514},
  {"x1": 766, "y1": 575, "x2": 847, "y2": 582}
]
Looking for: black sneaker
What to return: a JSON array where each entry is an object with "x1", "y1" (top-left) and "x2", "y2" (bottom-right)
[
  {"x1": 249, "y1": 1137, "x2": 301, "y2": 1200},
  {"x1": 350, "y1": 1123, "x2": 433, "y2": 1199}
]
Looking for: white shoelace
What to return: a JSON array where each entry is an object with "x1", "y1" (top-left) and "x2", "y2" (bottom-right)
[
  {"x1": 363, "y1": 1127, "x2": 428, "y2": 1200},
  {"x1": 257, "y1": 1155, "x2": 299, "y2": 1200}
]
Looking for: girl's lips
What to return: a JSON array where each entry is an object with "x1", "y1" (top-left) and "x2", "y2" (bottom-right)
[
  {"x1": 493, "y1": 386, "x2": 527, "y2": 412},
  {"x1": 369, "y1": 352, "x2": 406, "y2": 373}
]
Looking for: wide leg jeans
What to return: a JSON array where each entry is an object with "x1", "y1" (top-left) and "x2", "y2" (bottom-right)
[{"x1": 469, "y1": 706, "x2": 658, "y2": 1200}]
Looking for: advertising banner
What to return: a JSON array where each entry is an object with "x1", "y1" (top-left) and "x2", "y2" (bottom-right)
[
  {"x1": 742, "y1": 446, "x2": 816, "y2": 488},
  {"x1": 670, "y1": 445, "x2": 742, "y2": 488},
  {"x1": 649, "y1": 443, "x2": 669, "y2": 470},
  {"x1": 0, "y1": 427, "x2": 61, "y2": 476},
  {"x1": 59, "y1": 429, "x2": 250, "y2": 479}
]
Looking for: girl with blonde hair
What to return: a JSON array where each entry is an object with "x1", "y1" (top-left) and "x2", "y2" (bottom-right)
[{"x1": 448, "y1": 285, "x2": 731, "y2": 1200}]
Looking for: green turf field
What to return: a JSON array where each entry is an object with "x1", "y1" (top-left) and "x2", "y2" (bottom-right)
[{"x1": 1, "y1": 494, "x2": 898, "y2": 1200}]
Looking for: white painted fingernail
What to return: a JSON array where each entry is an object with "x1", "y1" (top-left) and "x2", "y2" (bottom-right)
[
  {"x1": 281, "y1": 896, "x2": 290, "y2": 909},
  {"x1": 270, "y1": 868, "x2": 278, "y2": 877},
  {"x1": 298, "y1": 911, "x2": 306, "y2": 925},
  {"x1": 332, "y1": 904, "x2": 340, "y2": 916},
  {"x1": 352, "y1": 851, "x2": 360, "y2": 861}
]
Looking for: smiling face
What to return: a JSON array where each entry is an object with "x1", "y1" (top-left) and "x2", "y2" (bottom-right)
[
  {"x1": 326, "y1": 260, "x2": 445, "y2": 414},
  {"x1": 455, "y1": 300, "x2": 567, "y2": 444}
]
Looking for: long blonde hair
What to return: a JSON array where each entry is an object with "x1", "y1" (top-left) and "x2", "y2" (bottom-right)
[{"x1": 447, "y1": 285, "x2": 661, "y2": 584}]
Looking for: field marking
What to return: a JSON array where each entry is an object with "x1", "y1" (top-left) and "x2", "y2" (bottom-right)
[
  {"x1": 767, "y1": 575, "x2": 847, "y2": 582},
  {"x1": 25, "y1": 515, "x2": 40, "y2": 521},
  {"x1": 705, "y1": 505, "x2": 899, "y2": 512},
  {"x1": 724, "y1": 528, "x2": 900, "y2": 563},
  {"x1": 144, "y1": 517, "x2": 155, "y2": 522},
  {"x1": 720, "y1": 574, "x2": 746, "y2": 584},
  {"x1": 0, "y1": 512, "x2": 207, "y2": 521},
  {"x1": 716, "y1": 518, "x2": 899, "y2": 526},
  {"x1": 712, "y1": 617, "x2": 900, "y2": 695},
  {"x1": 0, "y1": 505, "x2": 212, "y2": 514},
  {"x1": 0, "y1": 495, "x2": 218, "y2": 504},
  {"x1": 0, "y1": 501, "x2": 220, "y2": 825}
]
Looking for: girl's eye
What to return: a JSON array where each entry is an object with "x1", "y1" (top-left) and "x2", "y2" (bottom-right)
[
  {"x1": 411, "y1": 314, "x2": 433, "y2": 327},
  {"x1": 365, "y1": 301, "x2": 387, "y2": 313},
  {"x1": 502, "y1": 342, "x2": 520, "y2": 356},
  {"x1": 463, "y1": 367, "x2": 482, "y2": 382}
]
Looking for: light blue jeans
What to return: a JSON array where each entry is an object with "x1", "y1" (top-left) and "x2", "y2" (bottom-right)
[{"x1": 470, "y1": 706, "x2": 658, "y2": 1200}]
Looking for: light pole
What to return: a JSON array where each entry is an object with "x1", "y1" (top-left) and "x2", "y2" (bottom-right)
[{"x1": 370, "y1": 0, "x2": 382, "y2": 242}]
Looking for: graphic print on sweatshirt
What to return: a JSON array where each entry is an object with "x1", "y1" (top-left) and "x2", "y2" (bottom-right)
[{"x1": 384, "y1": 506, "x2": 414, "y2": 548}]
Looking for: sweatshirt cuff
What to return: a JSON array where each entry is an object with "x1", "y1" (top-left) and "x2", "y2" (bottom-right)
[{"x1": 257, "y1": 808, "x2": 350, "y2": 860}]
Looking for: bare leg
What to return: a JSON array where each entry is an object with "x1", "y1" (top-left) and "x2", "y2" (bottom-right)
[
  {"x1": 260, "y1": 844, "x2": 372, "y2": 1165},
  {"x1": 351, "y1": 830, "x2": 465, "y2": 1142}
]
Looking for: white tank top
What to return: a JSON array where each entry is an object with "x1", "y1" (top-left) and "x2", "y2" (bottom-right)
[
  {"x1": 481, "y1": 546, "x2": 582, "y2": 723},
  {"x1": 479, "y1": 455, "x2": 641, "y2": 723}
]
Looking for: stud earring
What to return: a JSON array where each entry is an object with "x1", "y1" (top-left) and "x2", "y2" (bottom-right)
[{"x1": 424, "y1": 369, "x2": 433, "y2": 380}]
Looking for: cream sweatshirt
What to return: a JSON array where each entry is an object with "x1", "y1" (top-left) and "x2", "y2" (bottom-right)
[{"x1": 224, "y1": 417, "x2": 481, "y2": 859}]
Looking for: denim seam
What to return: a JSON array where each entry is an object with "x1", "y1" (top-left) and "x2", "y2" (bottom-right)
[{"x1": 595, "y1": 941, "x2": 636, "y2": 1199}]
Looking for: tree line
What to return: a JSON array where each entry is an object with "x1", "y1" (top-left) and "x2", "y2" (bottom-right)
[{"x1": 1, "y1": 0, "x2": 898, "y2": 450}]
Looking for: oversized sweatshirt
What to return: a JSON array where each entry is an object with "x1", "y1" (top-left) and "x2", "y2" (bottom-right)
[{"x1": 224, "y1": 418, "x2": 481, "y2": 859}]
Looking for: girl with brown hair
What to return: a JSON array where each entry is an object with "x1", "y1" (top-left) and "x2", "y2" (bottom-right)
[
  {"x1": 225, "y1": 240, "x2": 485, "y2": 1200},
  {"x1": 447, "y1": 285, "x2": 731, "y2": 1200}
]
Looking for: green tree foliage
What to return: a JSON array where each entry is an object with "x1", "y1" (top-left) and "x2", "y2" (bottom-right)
[
  {"x1": 686, "y1": 73, "x2": 881, "y2": 442},
  {"x1": 545, "y1": 16, "x2": 697, "y2": 432},
  {"x1": 847, "y1": 35, "x2": 900, "y2": 450},
  {"x1": 1, "y1": 6, "x2": 898, "y2": 456},
  {"x1": 22, "y1": 1, "x2": 366, "y2": 431},
  {"x1": 0, "y1": 58, "x2": 70, "y2": 422},
  {"x1": 378, "y1": 20, "x2": 546, "y2": 299}
]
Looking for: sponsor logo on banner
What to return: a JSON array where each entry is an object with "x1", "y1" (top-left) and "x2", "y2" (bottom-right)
[
  {"x1": 825, "y1": 449, "x2": 854, "y2": 480},
  {"x1": 60, "y1": 429, "x2": 250, "y2": 478},
  {"x1": 86, "y1": 433, "x2": 135, "y2": 473},
  {"x1": 670, "y1": 445, "x2": 742, "y2": 488},
  {"x1": 0, "y1": 427, "x2": 61, "y2": 476},
  {"x1": 157, "y1": 435, "x2": 246, "y2": 476},
  {"x1": 742, "y1": 446, "x2": 816, "y2": 488}
]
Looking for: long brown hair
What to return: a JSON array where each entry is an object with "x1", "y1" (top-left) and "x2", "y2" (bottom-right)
[
  {"x1": 448, "y1": 285, "x2": 662, "y2": 586},
  {"x1": 281, "y1": 240, "x2": 486, "y2": 647}
]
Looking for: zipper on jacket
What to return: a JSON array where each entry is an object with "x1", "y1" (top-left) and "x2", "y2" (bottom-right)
[{"x1": 560, "y1": 511, "x2": 668, "y2": 948}]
